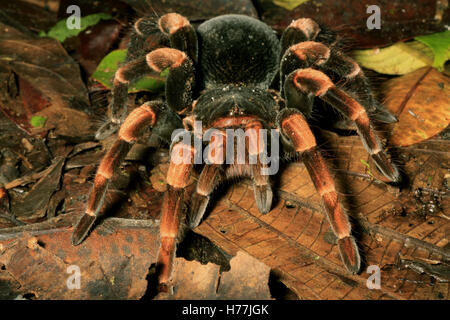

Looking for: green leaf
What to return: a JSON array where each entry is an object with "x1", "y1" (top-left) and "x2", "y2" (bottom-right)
[
  {"x1": 30, "y1": 116, "x2": 46, "y2": 128},
  {"x1": 352, "y1": 41, "x2": 434, "y2": 75},
  {"x1": 40, "y1": 13, "x2": 113, "y2": 42},
  {"x1": 92, "y1": 49, "x2": 165, "y2": 93},
  {"x1": 415, "y1": 31, "x2": 450, "y2": 72},
  {"x1": 273, "y1": 0, "x2": 310, "y2": 10}
]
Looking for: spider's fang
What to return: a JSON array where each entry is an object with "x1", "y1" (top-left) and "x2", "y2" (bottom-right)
[
  {"x1": 253, "y1": 185, "x2": 273, "y2": 214},
  {"x1": 189, "y1": 194, "x2": 210, "y2": 228}
]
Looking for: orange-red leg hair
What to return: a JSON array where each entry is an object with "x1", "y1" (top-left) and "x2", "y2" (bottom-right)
[
  {"x1": 245, "y1": 120, "x2": 273, "y2": 214},
  {"x1": 72, "y1": 102, "x2": 160, "y2": 245},
  {"x1": 97, "y1": 13, "x2": 196, "y2": 140},
  {"x1": 288, "y1": 68, "x2": 400, "y2": 182},
  {"x1": 278, "y1": 108, "x2": 360, "y2": 273},
  {"x1": 250, "y1": 159, "x2": 273, "y2": 214},
  {"x1": 190, "y1": 164, "x2": 223, "y2": 228},
  {"x1": 157, "y1": 137, "x2": 196, "y2": 290}
]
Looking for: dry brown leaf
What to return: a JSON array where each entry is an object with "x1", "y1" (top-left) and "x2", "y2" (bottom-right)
[
  {"x1": 194, "y1": 131, "x2": 449, "y2": 300},
  {"x1": 11, "y1": 156, "x2": 64, "y2": 220},
  {"x1": 382, "y1": 67, "x2": 450, "y2": 147},
  {"x1": 0, "y1": 215, "x2": 160, "y2": 299},
  {"x1": 168, "y1": 251, "x2": 272, "y2": 300},
  {"x1": 0, "y1": 21, "x2": 92, "y2": 138},
  {"x1": 33, "y1": 106, "x2": 95, "y2": 138},
  {"x1": 0, "y1": 33, "x2": 90, "y2": 110}
]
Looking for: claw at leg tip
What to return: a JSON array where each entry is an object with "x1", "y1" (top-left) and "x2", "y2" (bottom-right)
[{"x1": 72, "y1": 214, "x2": 96, "y2": 246}]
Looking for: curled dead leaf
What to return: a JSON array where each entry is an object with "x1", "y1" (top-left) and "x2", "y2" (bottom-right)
[{"x1": 33, "y1": 106, "x2": 95, "y2": 139}]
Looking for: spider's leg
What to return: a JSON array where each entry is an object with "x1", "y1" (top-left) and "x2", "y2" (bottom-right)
[
  {"x1": 158, "y1": 132, "x2": 196, "y2": 291},
  {"x1": 98, "y1": 46, "x2": 195, "y2": 141},
  {"x1": 319, "y1": 48, "x2": 397, "y2": 123},
  {"x1": 97, "y1": 22, "x2": 161, "y2": 140},
  {"x1": 277, "y1": 108, "x2": 360, "y2": 274},
  {"x1": 280, "y1": 41, "x2": 330, "y2": 100},
  {"x1": 280, "y1": 41, "x2": 396, "y2": 123},
  {"x1": 156, "y1": 13, "x2": 198, "y2": 62},
  {"x1": 280, "y1": 18, "x2": 338, "y2": 59},
  {"x1": 280, "y1": 18, "x2": 321, "y2": 57},
  {"x1": 286, "y1": 68, "x2": 400, "y2": 182},
  {"x1": 112, "y1": 47, "x2": 195, "y2": 114},
  {"x1": 72, "y1": 101, "x2": 162, "y2": 245}
]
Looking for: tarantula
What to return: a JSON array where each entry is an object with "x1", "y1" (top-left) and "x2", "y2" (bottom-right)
[{"x1": 72, "y1": 13, "x2": 400, "y2": 292}]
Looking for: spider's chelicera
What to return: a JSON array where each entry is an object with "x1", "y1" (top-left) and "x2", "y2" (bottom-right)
[{"x1": 72, "y1": 13, "x2": 400, "y2": 292}]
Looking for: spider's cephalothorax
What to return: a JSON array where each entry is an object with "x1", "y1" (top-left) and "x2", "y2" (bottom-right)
[{"x1": 72, "y1": 13, "x2": 400, "y2": 292}]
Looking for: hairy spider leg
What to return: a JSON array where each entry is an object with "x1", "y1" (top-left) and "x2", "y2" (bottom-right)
[
  {"x1": 280, "y1": 18, "x2": 338, "y2": 60},
  {"x1": 97, "y1": 13, "x2": 198, "y2": 140},
  {"x1": 72, "y1": 101, "x2": 162, "y2": 245},
  {"x1": 156, "y1": 13, "x2": 198, "y2": 62},
  {"x1": 277, "y1": 108, "x2": 361, "y2": 274},
  {"x1": 288, "y1": 68, "x2": 400, "y2": 182},
  {"x1": 158, "y1": 133, "x2": 197, "y2": 291},
  {"x1": 280, "y1": 41, "x2": 397, "y2": 123},
  {"x1": 72, "y1": 48, "x2": 193, "y2": 245}
]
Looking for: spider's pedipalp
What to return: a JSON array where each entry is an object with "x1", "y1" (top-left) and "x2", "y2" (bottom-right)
[
  {"x1": 190, "y1": 164, "x2": 223, "y2": 228},
  {"x1": 290, "y1": 68, "x2": 400, "y2": 182},
  {"x1": 251, "y1": 160, "x2": 273, "y2": 214},
  {"x1": 244, "y1": 120, "x2": 273, "y2": 214},
  {"x1": 278, "y1": 108, "x2": 360, "y2": 274},
  {"x1": 72, "y1": 102, "x2": 161, "y2": 246}
]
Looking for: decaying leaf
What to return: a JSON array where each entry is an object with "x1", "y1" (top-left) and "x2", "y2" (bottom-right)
[
  {"x1": 32, "y1": 105, "x2": 96, "y2": 138},
  {"x1": 168, "y1": 251, "x2": 272, "y2": 300},
  {"x1": 11, "y1": 156, "x2": 65, "y2": 220},
  {"x1": 0, "y1": 23, "x2": 90, "y2": 110},
  {"x1": 352, "y1": 41, "x2": 434, "y2": 75},
  {"x1": 382, "y1": 67, "x2": 450, "y2": 147},
  {"x1": 0, "y1": 214, "x2": 160, "y2": 299},
  {"x1": 0, "y1": 21, "x2": 92, "y2": 138}
]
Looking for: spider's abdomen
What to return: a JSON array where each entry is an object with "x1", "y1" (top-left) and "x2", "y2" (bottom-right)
[{"x1": 197, "y1": 15, "x2": 280, "y2": 89}]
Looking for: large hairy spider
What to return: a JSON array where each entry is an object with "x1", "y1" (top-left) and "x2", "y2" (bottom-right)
[{"x1": 72, "y1": 13, "x2": 400, "y2": 292}]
